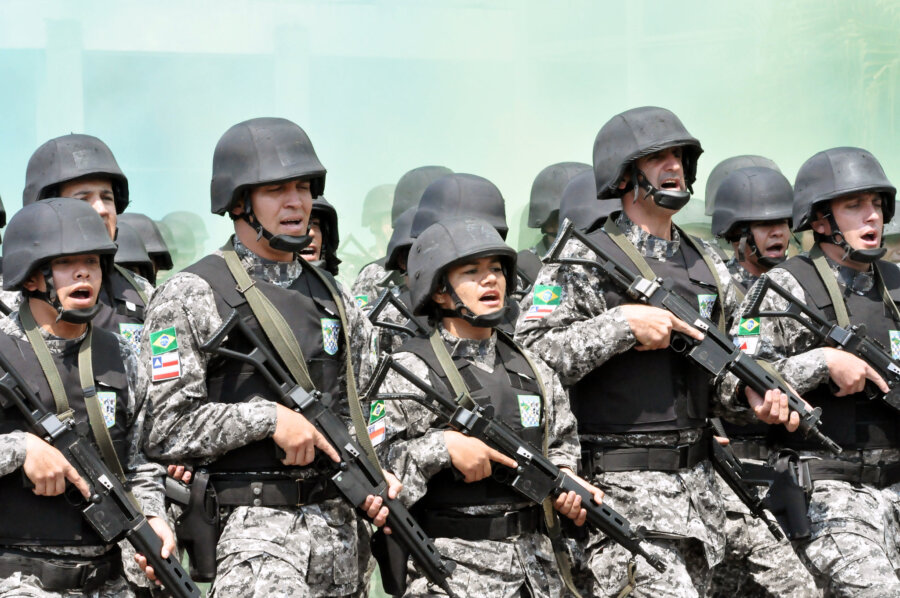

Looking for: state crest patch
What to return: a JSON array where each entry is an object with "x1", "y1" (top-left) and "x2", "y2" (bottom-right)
[{"x1": 321, "y1": 318, "x2": 341, "y2": 356}]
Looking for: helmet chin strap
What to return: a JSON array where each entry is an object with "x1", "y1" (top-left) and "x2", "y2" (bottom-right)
[
  {"x1": 438, "y1": 284, "x2": 508, "y2": 328},
  {"x1": 814, "y1": 212, "x2": 886, "y2": 264},
  {"x1": 240, "y1": 203, "x2": 312, "y2": 254},
  {"x1": 25, "y1": 266, "x2": 101, "y2": 324},
  {"x1": 632, "y1": 166, "x2": 691, "y2": 211},
  {"x1": 736, "y1": 227, "x2": 787, "y2": 268}
]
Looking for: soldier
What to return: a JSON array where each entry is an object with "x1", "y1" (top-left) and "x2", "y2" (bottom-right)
[
  {"x1": 352, "y1": 166, "x2": 452, "y2": 307},
  {"x1": 22, "y1": 134, "x2": 153, "y2": 347},
  {"x1": 558, "y1": 169, "x2": 620, "y2": 233},
  {"x1": 375, "y1": 216, "x2": 602, "y2": 596},
  {"x1": 704, "y1": 155, "x2": 782, "y2": 217},
  {"x1": 114, "y1": 221, "x2": 156, "y2": 286},
  {"x1": 526, "y1": 162, "x2": 592, "y2": 256},
  {"x1": 118, "y1": 213, "x2": 174, "y2": 283},
  {"x1": 301, "y1": 196, "x2": 342, "y2": 277},
  {"x1": 141, "y1": 117, "x2": 397, "y2": 598},
  {"x1": 709, "y1": 165, "x2": 820, "y2": 597},
  {"x1": 735, "y1": 147, "x2": 900, "y2": 596},
  {"x1": 0, "y1": 198, "x2": 172, "y2": 597},
  {"x1": 516, "y1": 106, "x2": 798, "y2": 597},
  {"x1": 0, "y1": 192, "x2": 16, "y2": 316}
]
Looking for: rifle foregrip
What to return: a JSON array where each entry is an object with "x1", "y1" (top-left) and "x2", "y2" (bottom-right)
[
  {"x1": 383, "y1": 497, "x2": 458, "y2": 595},
  {"x1": 129, "y1": 518, "x2": 201, "y2": 598}
]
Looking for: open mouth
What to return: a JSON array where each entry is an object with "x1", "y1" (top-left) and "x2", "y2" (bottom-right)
[
  {"x1": 860, "y1": 230, "x2": 880, "y2": 245},
  {"x1": 279, "y1": 217, "x2": 305, "y2": 232},
  {"x1": 69, "y1": 288, "x2": 93, "y2": 301},
  {"x1": 480, "y1": 290, "x2": 501, "y2": 305},
  {"x1": 763, "y1": 241, "x2": 785, "y2": 257},
  {"x1": 659, "y1": 177, "x2": 681, "y2": 191},
  {"x1": 299, "y1": 245, "x2": 317, "y2": 257}
]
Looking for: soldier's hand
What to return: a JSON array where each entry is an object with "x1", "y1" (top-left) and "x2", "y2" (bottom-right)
[
  {"x1": 360, "y1": 471, "x2": 403, "y2": 532},
  {"x1": 167, "y1": 464, "x2": 192, "y2": 484},
  {"x1": 23, "y1": 432, "x2": 90, "y2": 499},
  {"x1": 134, "y1": 516, "x2": 177, "y2": 585},
  {"x1": 555, "y1": 469, "x2": 604, "y2": 527},
  {"x1": 619, "y1": 304, "x2": 704, "y2": 351},
  {"x1": 746, "y1": 387, "x2": 800, "y2": 432},
  {"x1": 273, "y1": 404, "x2": 340, "y2": 466},
  {"x1": 443, "y1": 431, "x2": 517, "y2": 483},
  {"x1": 822, "y1": 347, "x2": 889, "y2": 396}
]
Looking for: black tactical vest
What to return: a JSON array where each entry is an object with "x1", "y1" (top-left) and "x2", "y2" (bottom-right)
[
  {"x1": 92, "y1": 268, "x2": 146, "y2": 333},
  {"x1": 772, "y1": 255, "x2": 900, "y2": 450},
  {"x1": 400, "y1": 334, "x2": 544, "y2": 508},
  {"x1": 0, "y1": 327, "x2": 130, "y2": 546},
  {"x1": 570, "y1": 229, "x2": 719, "y2": 434},
  {"x1": 184, "y1": 254, "x2": 344, "y2": 473}
]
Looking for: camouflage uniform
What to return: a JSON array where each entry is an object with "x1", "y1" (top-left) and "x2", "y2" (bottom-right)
[
  {"x1": 376, "y1": 324, "x2": 580, "y2": 597},
  {"x1": 724, "y1": 256, "x2": 758, "y2": 292},
  {"x1": 0, "y1": 311, "x2": 164, "y2": 598},
  {"x1": 142, "y1": 238, "x2": 377, "y2": 598},
  {"x1": 727, "y1": 257, "x2": 900, "y2": 597},
  {"x1": 516, "y1": 211, "x2": 757, "y2": 597},
  {"x1": 352, "y1": 260, "x2": 398, "y2": 309}
]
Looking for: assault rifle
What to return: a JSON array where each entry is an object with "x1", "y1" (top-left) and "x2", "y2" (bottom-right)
[
  {"x1": 545, "y1": 220, "x2": 841, "y2": 455},
  {"x1": 363, "y1": 354, "x2": 668, "y2": 573},
  {"x1": 0, "y1": 353, "x2": 200, "y2": 598},
  {"x1": 743, "y1": 274, "x2": 900, "y2": 411},
  {"x1": 200, "y1": 310, "x2": 458, "y2": 598},
  {"x1": 367, "y1": 288, "x2": 430, "y2": 338}
]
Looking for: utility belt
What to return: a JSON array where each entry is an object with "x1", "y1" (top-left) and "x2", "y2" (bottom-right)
[
  {"x1": 211, "y1": 474, "x2": 340, "y2": 507},
  {"x1": 806, "y1": 459, "x2": 900, "y2": 488},
  {"x1": 417, "y1": 506, "x2": 542, "y2": 541},
  {"x1": 728, "y1": 437, "x2": 771, "y2": 462},
  {"x1": 581, "y1": 434, "x2": 710, "y2": 474},
  {"x1": 0, "y1": 547, "x2": 121, "y2": 592}
]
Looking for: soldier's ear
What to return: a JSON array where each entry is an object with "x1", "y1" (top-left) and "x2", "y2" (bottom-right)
[
  {"x1": 22, "y1": 271, "x2": 42, "y2": 292},
  {"x1": 810, "y1": 212, "x2": 830, "y2": 236}
]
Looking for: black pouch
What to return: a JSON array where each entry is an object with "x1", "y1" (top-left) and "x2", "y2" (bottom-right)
[
  {"x1": 173, "y1": 470, "x2": 221, "y2": 582},
  {"x1": 371, "y1": 528, "x2": 410, "y2": 597},
  {"x1": 763, "y1": 450, "x2": 813, "y2": 541}
]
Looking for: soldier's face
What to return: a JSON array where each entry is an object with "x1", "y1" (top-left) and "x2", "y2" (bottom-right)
[
  {"x1": 749, "y1": 219, "x2": 790, "y2": 264},
  {"x1": 247, "y1": 178, "x2": 313, "y2": 238},
  {"x1": 23, "y1": 254, "x2": 102, "y2": 310},
  {"x1": 58, "y1": 177, "x2": 117, "y2": 240},
  {"x1": 433, "y1": 257, "x2": 506, "y2": 316},
  {"x1": 634, "y1": 147, "x2": 685, "y2": 195},
  {"x1": 812, "y1": 192, "x2": 883, "y2": 252},
  {"x1": 300, "y1": 217, "x2": 322, "y2": 262}
]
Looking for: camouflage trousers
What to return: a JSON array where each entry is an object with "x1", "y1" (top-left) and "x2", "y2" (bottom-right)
[
  {"x1": 404, "y1": 533, "x2": 565, "y2": 598},
  {"x1": 793, "y1": 479, "x2": 900, "y2": 598},
  {"x1": 709, "y1": 476, "x2": 821, "y2": 597},
  {"x1": 0, "y1": 572, "x2": 133, "y2": 598}
]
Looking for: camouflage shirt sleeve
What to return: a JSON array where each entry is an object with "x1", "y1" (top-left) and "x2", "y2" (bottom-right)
[
  {"x1": 351, "y1": 262, "x2": 387, "y2": 304},
  {"x1": 130, "y1": 271, "x2": 155, "y2": 302},
  {"x1": 142, "y1": 272, "x2": 277, "y2": 463},
  {"x1": 514, "y1": 238, "x2": 636, "y2": 387},
  {"x1": 0, "y1": 430, "x2": 27, "y2": 477},
  {"x1": 117, "y1": 333, "x2": 166, "y2": 518},
  {"x1": 527, "y1": 353, "x2": 580, "y2": 471},
  {"x1": 337, "y1": 280, "x2": 378, "y2": 390}
]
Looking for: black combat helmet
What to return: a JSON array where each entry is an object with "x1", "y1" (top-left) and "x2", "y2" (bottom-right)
[
  {"x1": 23, "y1": 134, "x2": 129, "y2": 213},
  {"x1": 559, "y1": 169, "x2": 621, "y2": 233},
  {"x1": 411, "y1": 174, "x2": 509, "y2": 239},
  {"x1": 3, "y1": 198, "x2": 117, "y2": 323},
  {"x1": 0, "y1": 192, "x2": 6, "y2": 243},
  {"x1": 712, "y1": 166, "x2": 793, "y2": 266},
  {"x1": 704, "y1": 155, "x2": 781, "y2": 216},
  {"x1": 309, "y1": 196, "x2": 341, "y2": 276},
  {"x1": 593, "y1": 106, "x2": 702, "y2": 210},
  {"x1": 392, "y1": 166, "x2": 453, "y2": 225},
  {"x1": 528, "y1": 162, "x2": 592, "y2": 230},
  {"x1": 793, "y1": 147, "x2": 896, "y2": 263},
  {"x1": 408, "y1": 217, "x2": 517, "y2": 328},
  {"x1": 385, "y1": 207, "x2": 417, "y2": 272},
  {"x1": 118, "y1": 212, "x2": 174, "y2": 272},
  {"x1": 114, "y1": 221, "x2": 155, "y2": 284},
  {"x1": 210, "y1": 117, "x2": 326, "y2": 253}
]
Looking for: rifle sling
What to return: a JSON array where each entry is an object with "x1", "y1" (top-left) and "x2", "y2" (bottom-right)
[
  {"x1": 113, "y1": 264, "x2": 150, "y2": 305},
  {"x1": 222, "y1": 242, "x2": 383, "y2": 475},
  {"x1": 810, "y1": 245, "x2": 851, "y2": 327}
]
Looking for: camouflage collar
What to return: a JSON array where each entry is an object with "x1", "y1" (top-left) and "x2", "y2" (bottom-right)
[
  {"x1": 615, "y1": 211, "x2": 681, "y2": 260},
  {"x1": 438, "y1": 323, "x2": 497, "y2": 370},
  {"x1": 231, "y1": 237, "x2": 305, "y2": 289},
  {"x1": 821, "y1": 254, "x2": 874, "y2": 295},
  {"x1": 725, "y1": 256, "x2": 759, "y2": 289},
  {"x1": 1, "y1": 311, "x2": 86, "y2": 355}
]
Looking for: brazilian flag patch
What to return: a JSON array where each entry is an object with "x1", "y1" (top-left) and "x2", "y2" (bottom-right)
[
  {"x1": 355, "y1": 295, "x2": 369, "y2": 308},
  {"x1": 149, "y1": 327, "x2": 179, "y2": 355},
  {"x1": 369, "y1": 400, "x2": 386, "y2": 424},
  {"x1": 738, "y1": 318, "x2": 761, "y2": 336},
  {"x1": 533, "y1": 285, "x2": 562, "y2": 306}
]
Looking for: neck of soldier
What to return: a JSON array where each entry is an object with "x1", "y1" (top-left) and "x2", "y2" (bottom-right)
[
  {"x1": 621, "y1": 190, "x2": 674, "y2": 240},
  {"x1": 441, "y1": 316, "x2": 492, "y2": 341},
  {"x1": 732, "y1": 241, "x2": 767, "y2": 278},
  {"x1": 818, "y1": 240, "x2": 872, "y2": 273},
  {"x1": 234, "y1": 218, "x2": 295, "y2": 262},
  {"x1": 27, "y1": 297, "x2": 87, "y2": 339}
]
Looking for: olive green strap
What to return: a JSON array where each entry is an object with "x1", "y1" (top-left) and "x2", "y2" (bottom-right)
[
  {"x1": 604, "y1": 219, "x2": 726, "y2": 332},
  {"x1": 428, "y1": 330, "x2": 471, "y2": 405},
  {"x1": 19, "y1": 302, "x2": 73, "y2": 420},
  {"x1": 810, "y1": 245, "x2": 850, "y2": 328},
  {"x1": 113, "y1": 264, "x2": 150, "y2": 305},
  {"x1": 222, "y1": 244, "x2": 316, "y2": 391},
  {"x1": 733, "y1": 284, "x2": 746, "y2": 306},
  {"x1": 678, "y1": 227, "x2": 727, "y2": 333},
  {"x1": 298, "y1": 259, "x2": 383, "y2": 474}
]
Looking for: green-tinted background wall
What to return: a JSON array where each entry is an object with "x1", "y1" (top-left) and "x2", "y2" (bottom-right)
[{"x1": 2, "y1": 0, "x2": 899, "y2": 281}]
